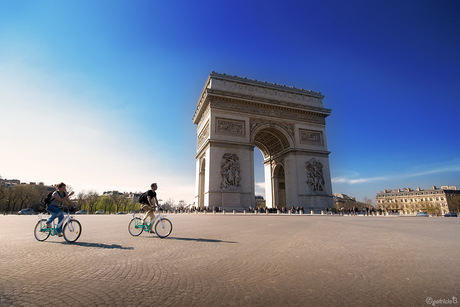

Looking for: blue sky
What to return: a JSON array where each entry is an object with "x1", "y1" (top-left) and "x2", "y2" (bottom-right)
[{"x1": 1, "y1": 0, "x2": 459, "y2": 205}]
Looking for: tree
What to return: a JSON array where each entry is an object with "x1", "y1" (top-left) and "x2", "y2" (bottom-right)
[
  {"x1": 423, "y1": 202, "x2": 441, "y2": 216},
  {"x1": 0, "y1": 185, "x2": 7, "y2": 213},
  {"x1": 363, "y1": 197, "x2": 374, "y2": 208},
  {"x1": 447, "y1": 195, "x2": 460, "y2": 213},
  {"x1": 98, "y1": 196, "x2": 113, "y2": 213},
  {"x1": 164, "y1": 199, "x2": 176, "y2": 211},
  {"x1": 110, "y1": 193, "x2": 125, "y2": 213},
  {"x1": 8, "y1": 186, "x2": 23, "y2": 213},
  {"x1": 418, "y1": 200, "x2": 433, "y2": 214},
  {"x1": 119, "y1": 197, "x2": 132, "y2": 213},
  {"x1": 85, "y1": 191, "x2": 99, "y2": 213},
  {"x1": 76, "y1": 192, "x2": 86, "y2": 210}
]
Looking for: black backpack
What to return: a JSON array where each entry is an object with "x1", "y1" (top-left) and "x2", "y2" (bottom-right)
[
  {"x1": 43, "y1": 192, "x2": 54, "y2": 207},
  {"x1": 138, "y1": 191, "x2": 148, "y2": 204}
]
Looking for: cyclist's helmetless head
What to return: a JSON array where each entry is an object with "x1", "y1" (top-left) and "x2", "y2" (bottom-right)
[
  {"x1": 151, "y1": 183, "x2": 158, "y2": 190},
  {"x1": 56, "y1": 182, "x2": 66, "y2": 190}
]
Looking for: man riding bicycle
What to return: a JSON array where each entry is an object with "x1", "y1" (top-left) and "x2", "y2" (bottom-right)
[
  {"x1": 46, "y1": 182, "x2": 74, "y2": 237},
  {"x1": 139, "y1": 183, "x2": 159, "y2": 232}
]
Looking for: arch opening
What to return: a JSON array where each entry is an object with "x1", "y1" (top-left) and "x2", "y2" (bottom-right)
[
  {"x1": 254, "y1": 148, "x2": 265, "y2": 209},
  {"x1": 253, "y1": 127, "x2": 289, "y2": 210},
  {"x1": 253, "y1": 127, "x2": 290, "y2": 159}
]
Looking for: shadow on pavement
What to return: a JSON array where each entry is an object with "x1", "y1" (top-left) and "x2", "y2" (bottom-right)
[
  {"x1": 167, "y1": 237, "x2": 238, "y2": 244},
  {"x1": 51, "y1": 241, "x2": 134, "y2": 250}
]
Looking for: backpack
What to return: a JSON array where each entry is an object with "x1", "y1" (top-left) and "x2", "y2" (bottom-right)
[
  {"x1": 43, "y1": 192, "x2": 54, "y2": 207},
  {"x1": 139, "y1": 191, "x2": 148, "y2": 204}
]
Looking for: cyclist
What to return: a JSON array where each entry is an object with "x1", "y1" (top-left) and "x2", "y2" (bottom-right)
[
  {"x1": 140, "y1": 183, "x2": 159, "y2": 232},
  {"x1": 46, "y1": 182, "x2": 74, "y2": 236}
]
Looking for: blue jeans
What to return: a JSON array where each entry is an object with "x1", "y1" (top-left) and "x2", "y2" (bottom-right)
[{"x1": 46, "y1": 205, "x2": 64, "y2": 233}]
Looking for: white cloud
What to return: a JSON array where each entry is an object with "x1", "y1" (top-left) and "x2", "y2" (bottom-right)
[
  {"x1": 405, "y1": 165, "x2": 460, "y2": 178},
  {"x1": 331, "y1": 176, "x2": 388, "y2": 184},
  {"x1": 332, "y1": 163, "x2": 460, "y2": 185},
  {"x1": 255, "y1": 182, "x2": 265, "y2": 196}
]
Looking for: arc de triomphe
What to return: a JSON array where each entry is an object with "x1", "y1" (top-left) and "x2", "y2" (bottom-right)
[{"x1": 193, "y1": 72, "x2": 333, "y2": 212}]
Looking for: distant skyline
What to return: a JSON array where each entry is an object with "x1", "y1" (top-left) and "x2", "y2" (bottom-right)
[{"x1": 1, "y1": 0, "x2": 459, "y2": 205}]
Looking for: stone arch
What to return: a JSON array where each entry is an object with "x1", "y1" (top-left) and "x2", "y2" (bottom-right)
[
  {"x1": 193, "y1": 72, "x2": 333, "y2": 212},
  {"x1": 251, "y1": 124, "x2": 293, "y2": 159},
  {"x1": 251, "y1": 126, "x2": 291, "y2": 209}
]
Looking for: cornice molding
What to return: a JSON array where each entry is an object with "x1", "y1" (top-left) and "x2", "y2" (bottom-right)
[
  {"x1": 211, "y1": 96, "x2": 327, "y2": 124},
  {"x1": 193, "y1": 72, "x2": 331, "y2": 125}
]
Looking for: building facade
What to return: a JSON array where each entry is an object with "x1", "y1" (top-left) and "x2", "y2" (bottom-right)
[{"x1": 376, "y1": 186, "x2": 460, "y2": 215}]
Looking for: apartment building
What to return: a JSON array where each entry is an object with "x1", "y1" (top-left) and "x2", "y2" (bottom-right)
[{"x1": 376, "y1": 186, "x2": 460, "y2": 214}]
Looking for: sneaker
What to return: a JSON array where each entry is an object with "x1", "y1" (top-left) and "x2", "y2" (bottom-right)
[
  {"x1": 149, "y1": 229, "x2": 155, "y2": 234},
  {"x1": 58, "y1": 233, "x2": 63, "y2": 237}
]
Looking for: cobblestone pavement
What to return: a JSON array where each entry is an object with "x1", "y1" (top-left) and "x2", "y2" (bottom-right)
[{"x1": 1, "y1": 213, "x2": 459, "y2": 306}]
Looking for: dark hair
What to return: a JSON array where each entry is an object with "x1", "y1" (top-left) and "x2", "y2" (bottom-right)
[
  {"x1": 56, "y1": 182, "x2": 66, "y2": 189},
  {"x1": 151, "y1": 183, "x2": 157, "y2": 189}
]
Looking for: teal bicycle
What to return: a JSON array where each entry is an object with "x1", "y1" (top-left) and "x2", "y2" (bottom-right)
[
  {"x1": 34, "y1": 207, "x2": 82, "y2": 243},
  {"x1": 128, "y1": 206, "x2": 172, "y2": 238}
]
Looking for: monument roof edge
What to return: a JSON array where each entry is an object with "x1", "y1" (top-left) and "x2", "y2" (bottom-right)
[
  {"x1": 193, "y1": 74, "x2": 213, "y2": 124},
  {"x1": 209, "y1": 71, "x2": 324, "y2": 98}
]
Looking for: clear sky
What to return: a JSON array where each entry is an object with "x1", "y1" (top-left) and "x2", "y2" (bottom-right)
[{"x1": 1, "y1": 0, "x2": 459, "y2": 205}]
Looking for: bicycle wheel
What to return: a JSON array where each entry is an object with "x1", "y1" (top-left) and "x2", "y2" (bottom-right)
[
  {"x1": 154, "y1": 218, "x2": 172, "y2": 238},
  {"x1": 128, "y1": 218, "x2": 144, "y2": 236},
  {"x1": 34, "y1": 219, "x2": 50, "y2": 241},
  {"x1": 63, "y1": 219, "x2": 82, "y2": 243}
]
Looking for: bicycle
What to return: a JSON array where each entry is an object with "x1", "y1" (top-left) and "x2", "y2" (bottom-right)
[
  {"x1": 34, "y1": 207, "x2": 82, "y2": 243},
  {"x1": 128, "y1": 206, "x2": 172, "y2": 238}
]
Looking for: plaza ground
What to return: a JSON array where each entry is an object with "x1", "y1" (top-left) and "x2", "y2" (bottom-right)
[{"x1": 1, "y1": 213, "x2": 459, "y2": 306}]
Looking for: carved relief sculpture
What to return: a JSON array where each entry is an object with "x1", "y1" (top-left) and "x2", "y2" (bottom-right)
[
  {"x1": 220, "y1": 153, "x2": 242, "y2": 189},
  {"x1": 299, "y1": 129, "x2": 323, "y2": 146},
  {"x1": 216, "y1": 118, "x2": 245, "y2": 136},
  {"x1": 306, "y1": 158, "x2": 325, "y2": 191}
]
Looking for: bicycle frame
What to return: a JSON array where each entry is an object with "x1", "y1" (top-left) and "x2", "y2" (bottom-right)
[
  {"x1": 133, "y1": 209, "x2": 167, "y2": 231},
  {"x1": 39, "y1": 209, "x2": 75, "y2": 235}
]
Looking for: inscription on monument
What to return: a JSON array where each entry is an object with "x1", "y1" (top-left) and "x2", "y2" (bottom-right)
[
  {"x1": 299, "y1": 129, "x2": 323, "y2": 146},
  {"x1": 306, "y1": 158, "x2": 325, "y2": 191},
  {"x1": 216, "y1": 118, "x2": 245, "y2": 137}
]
